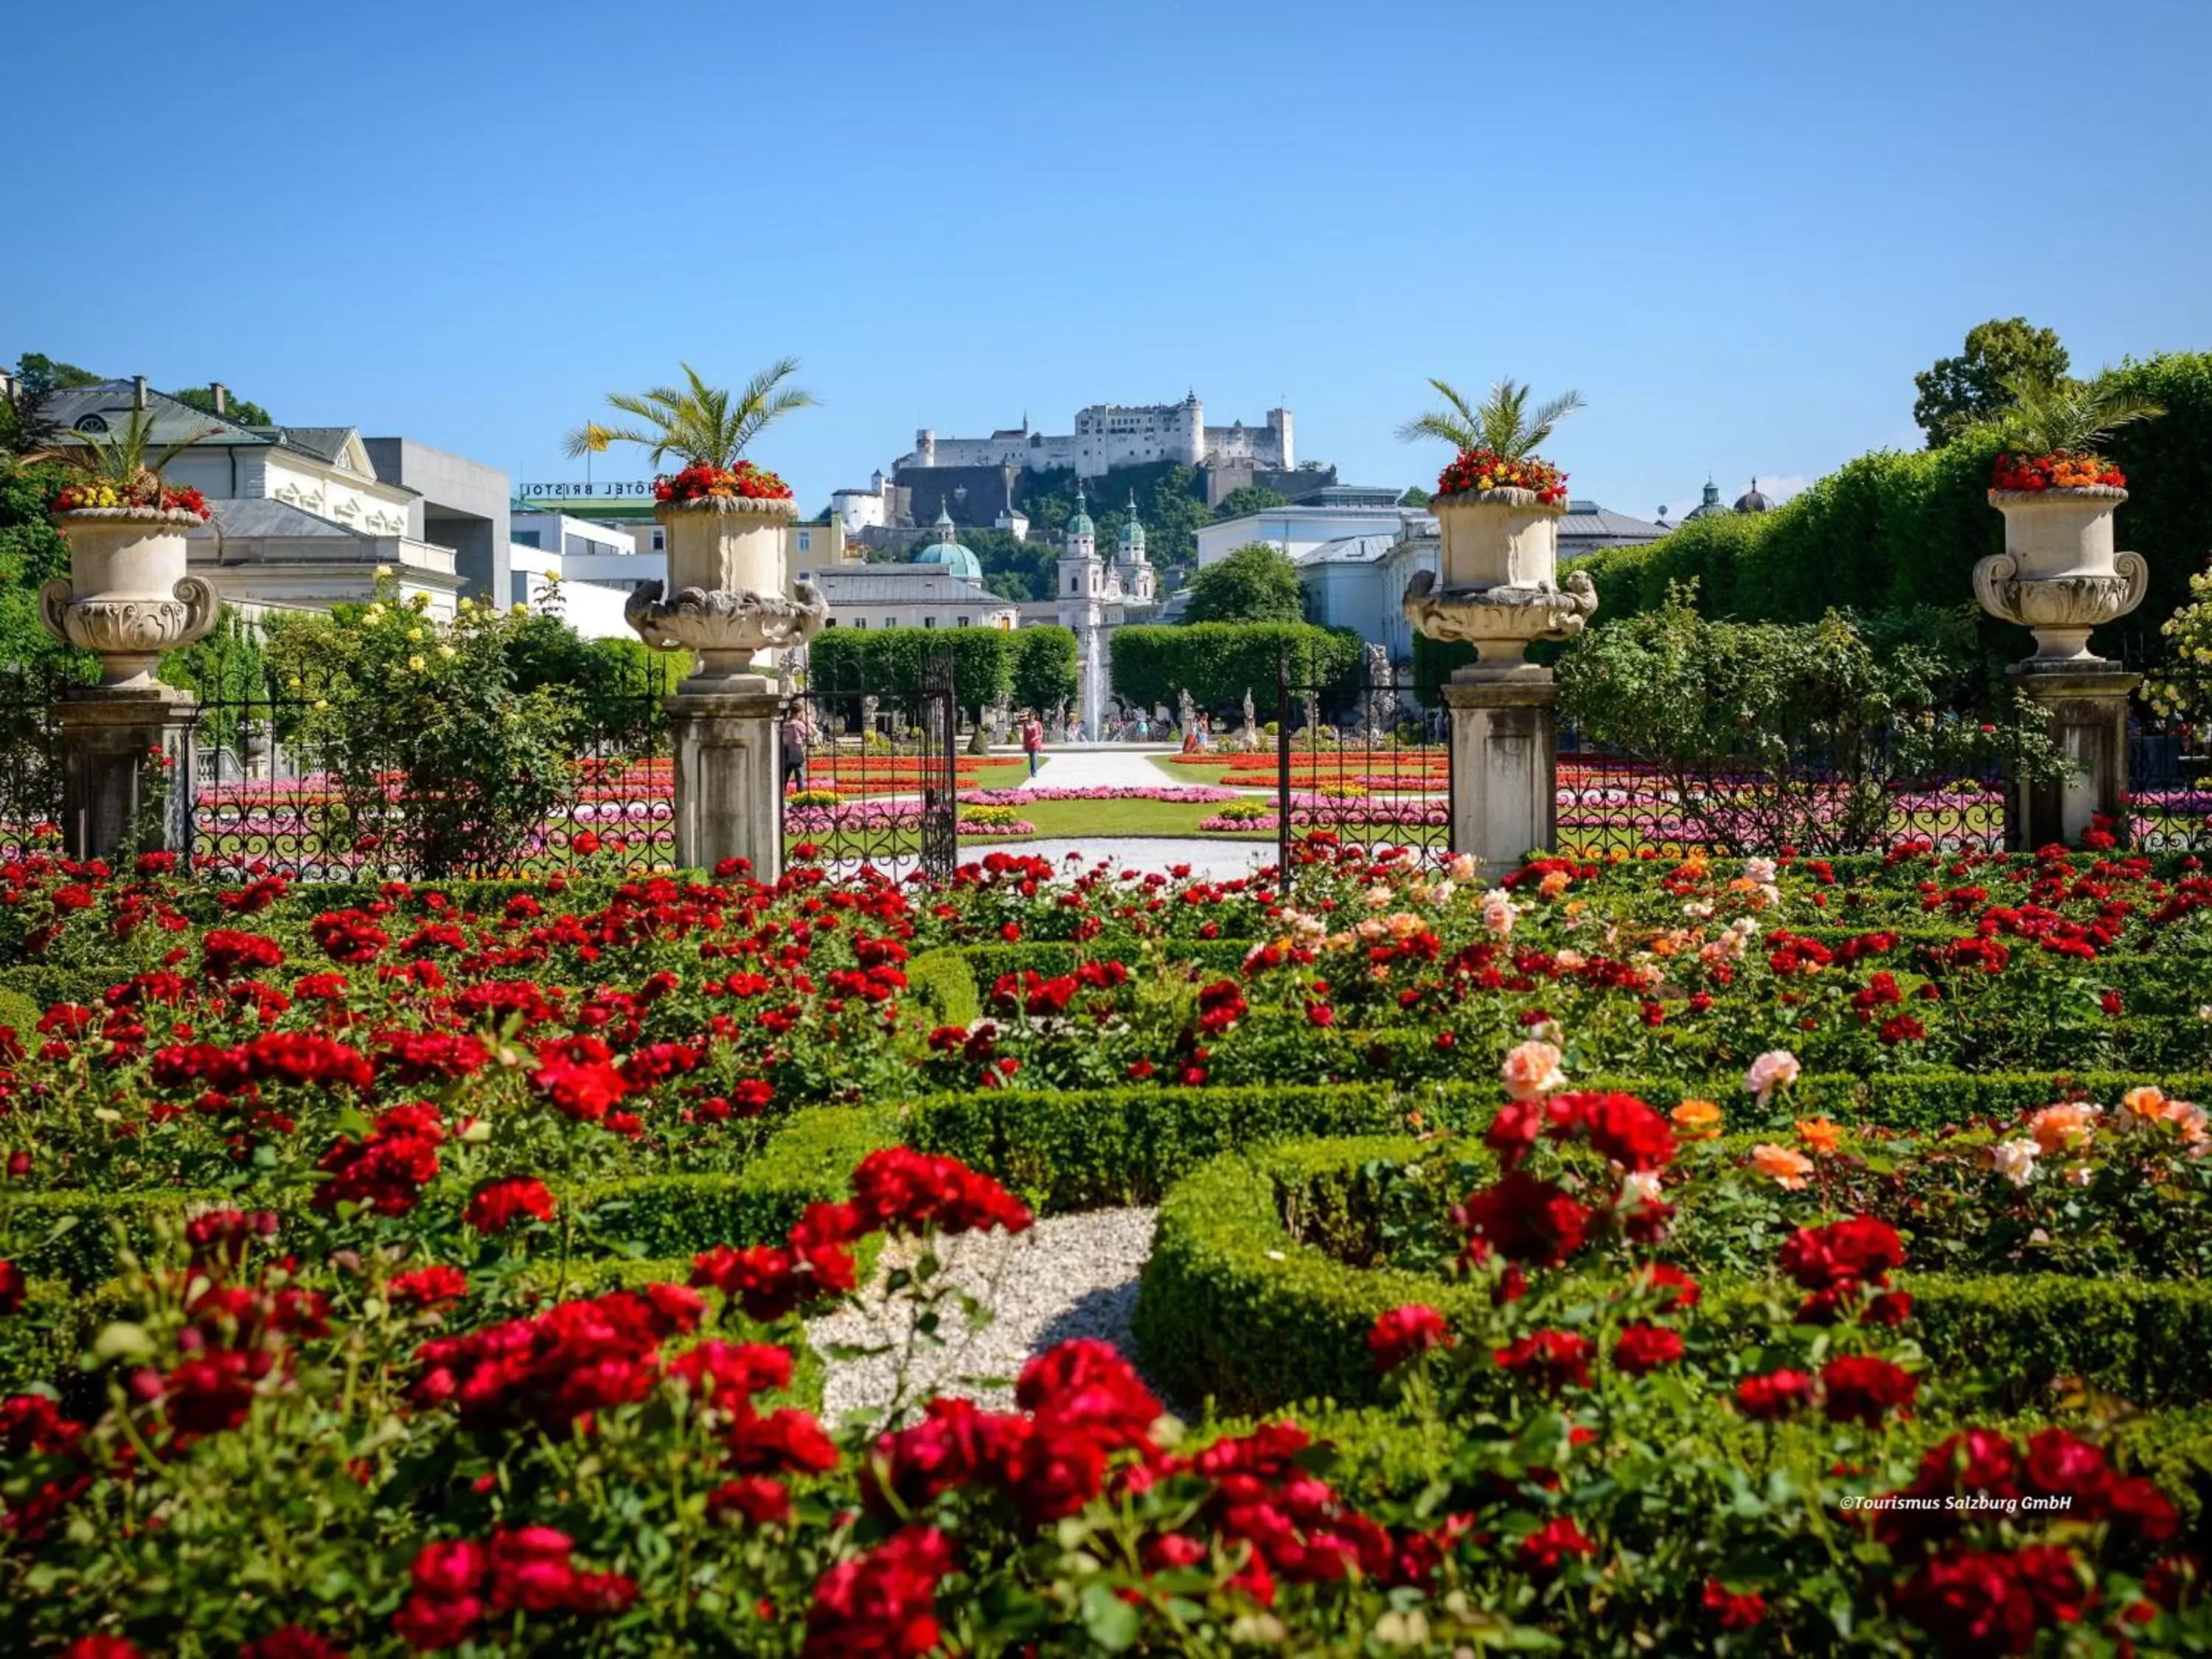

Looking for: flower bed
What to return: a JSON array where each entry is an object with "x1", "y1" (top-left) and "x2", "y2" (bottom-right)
[
  {"x1": 653, "y1": 459, "x2": 793, "y2": 503},
  {"x1": 0, "y1": 845, "x2": 2210, "y2": 1652}
]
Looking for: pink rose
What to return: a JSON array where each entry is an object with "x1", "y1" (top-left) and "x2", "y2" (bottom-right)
[
  {"x1": 1744, "y1": 1048, "x2": 1801, "y2": 1105},
  {"x1": 1500, "y1": 1040, "x2": 1567, "y2": 1102}
]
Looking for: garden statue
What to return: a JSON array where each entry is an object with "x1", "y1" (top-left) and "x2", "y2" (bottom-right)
[
  {"x1": 861, "y1": 694, "x2": 879, "y2": 736},
  {"x1": 1303, "y1": 687, "x2": 1321, "y2": 736},
  {"x1": 1178, "y1": 688, "x2": 1196, "y2": 737}
]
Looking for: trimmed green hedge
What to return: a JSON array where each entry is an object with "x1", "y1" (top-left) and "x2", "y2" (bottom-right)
[{"x1": 1135, "y1": 1135, "x2": 2212, "y2": 1416}]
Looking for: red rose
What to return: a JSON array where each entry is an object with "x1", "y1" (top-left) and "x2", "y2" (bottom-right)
[
  {"x1": 1820, "y1": 1355, "x2": 1918, "y2": 1425},
  {"x1": 1612, "y1": 1322, "x2": 1682, "y2": 1375},
  {"x1": 1367, "y1": 1304, "x2": 1453, "y2": 1374}
]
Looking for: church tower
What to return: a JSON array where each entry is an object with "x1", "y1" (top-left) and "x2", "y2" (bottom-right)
[
  {"x1": 1058, "y1": 484, "x2": 1101, "y2": 601},
  {"x1": 1113, "y1": 488, "x2": 1155, "y2": 605},
  {"x1": 1056, "y1": 484, "x2": 1107, "y2": 738}
]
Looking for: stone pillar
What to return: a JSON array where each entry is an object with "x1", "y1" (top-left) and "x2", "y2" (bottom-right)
[
  {"x1": 669, "y1": 683, "x2": 784, "y2": 877},
  {"x1": 53, "y1": 685, "x2": 198, "y2": 863},
  {"x1": 1440, "y1": 670, "x2": 1558, "y2": 876},
  {"x1": 2006, "y1": 665, "x2": 2137, "y2": 850}
]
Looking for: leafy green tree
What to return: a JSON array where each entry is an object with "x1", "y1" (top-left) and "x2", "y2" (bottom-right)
[
  {"x1": 1182, "y1": 542, "x2": 1306, "y2": 625},
  {"x1": 1110, "y1": 622, "x2": 1360, "y2": 712},
  {"x1": 172, "y1": 385, "x2": 274, "y2": 426},
  {"x1": 1913, "y1": 318, "x2": 2070, "y2": 448},
  {"x1": 1397, "y1": 378, "x2": 1585, "y2": 458},
  {"x1": 573, "y1": 359, "x2": 814, "y2": 469},
  {"x1": 1400, "y1": 484, "x2": 1433, "y2": 507},
  {"x1": 12, "y1": 353, "x2": 99, "y2": 398},
  {"x1": 1011, "y1": 626, "x2": 1078, "y2": 714},
  {"x1": 1214, "y1": 485, "x2": 1288, "y2": 521}
]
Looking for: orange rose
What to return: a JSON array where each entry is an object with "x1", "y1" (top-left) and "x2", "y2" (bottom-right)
[
  {"x1": 2027, "y1": 1101, "x2": 2101, "y2": 1155},
  {"x1": 1795, "y1": 1116, "x2": 1843, "y2": 1157},
  {"x1": 1671, "y1": 1099, "x2": 1723, "y2": 1140}
]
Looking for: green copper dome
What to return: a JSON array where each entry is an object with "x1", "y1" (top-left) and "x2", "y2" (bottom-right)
[
  {"x1": 914, "y1": 505, "x2": 983, "y2": 580},
  {"x1": 1065, "y1": 484, "x2": 1095, "y2": 539},
  {"x1": 1118, "y1": 489, "x2": 1147, "y2": 557}
]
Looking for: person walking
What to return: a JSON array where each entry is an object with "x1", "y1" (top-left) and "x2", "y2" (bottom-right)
[
  {"x1": 1020, "y1": 709, "x2": 1045, "y2": 778},
  {"x1": 781, "y1": 708, "x2": 810, "y2": 793}
]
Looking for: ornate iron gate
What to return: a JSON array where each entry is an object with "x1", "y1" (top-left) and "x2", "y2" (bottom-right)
[
  {"x1": 1273, "y1": 644, "x2": 1448, "y2": 890},
  {"x1": 785, "y1": 646, "x2": 959, "y2": 882}
]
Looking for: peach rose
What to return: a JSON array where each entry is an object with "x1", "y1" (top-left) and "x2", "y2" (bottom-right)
[
  {"x1": 1751, "y1": 1143, "x2": 1815, "y2": 1190},
  {"x1": 2027, "y1": 1101, "x2": 2101, "y2": 1155},
  {"x1": 1744, "y1": 1048, "x2": 1801, "y2": 1105},
  {"x1": 1500, "y1": 1040, "x2": 1567, "y2": 1102},
  {"x1": 1538, "y1": 869, "x2": 1571, "y2": 900}
]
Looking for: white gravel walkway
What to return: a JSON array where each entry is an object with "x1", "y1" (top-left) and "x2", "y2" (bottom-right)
[
  {"x1": 807, "y1": 1206, "x2": 1158, "y2": 1427},
  {"x1": 1018, "y1": 745, "x2": 1188, "y2": 793}
]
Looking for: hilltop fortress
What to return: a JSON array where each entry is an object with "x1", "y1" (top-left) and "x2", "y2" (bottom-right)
[{"x1": 898, "y1": 392, "x2": 1292, "y2": 479}]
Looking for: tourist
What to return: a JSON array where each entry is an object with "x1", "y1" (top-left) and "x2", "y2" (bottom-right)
[
  {"x1": 1021, "y1": 709, "x2": 1045, "y2": 777},
  {"x1": 781, "y1": 709, "x2": 810, "y2": 793}
]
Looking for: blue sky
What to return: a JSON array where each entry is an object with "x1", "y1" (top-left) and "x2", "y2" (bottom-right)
[{"x1": 5, "y1": 0, "x2": 2208, "y2": 524}]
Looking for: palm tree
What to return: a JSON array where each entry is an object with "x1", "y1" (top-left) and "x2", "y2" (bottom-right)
[
  {"x1": 32, "y1": 405, "x2": 217, "y2": 494},
  {"x1": 570, "y1": 360, "x2": 815, "y2": 470},
  {"x1": 1995, "y1": 369, "x2": 2163, "y2": 456},
  {"x1": 1397, "y1": 378, "x2": 1586, "y2": 458}
]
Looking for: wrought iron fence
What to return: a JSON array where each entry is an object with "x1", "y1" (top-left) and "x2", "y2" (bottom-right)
[
  {"x1": 785, "y1": 647, "x2": 959, "y2": 882},
  {"x1": 189, "y1": 656, "x2": 676, "y2": 882},
  {"x1": 2128, "y1": 674, "x2": 2212, "y2": 851},
  {"x1": 0, "y1": 668, "x2": 68, "y2": 861},
  {"x1": 1273, "y1": 647, "x2": 1449, "y2": 886},
  {"x1": 1553, "y1": 725, "x2": 2007, "y2": 859}
]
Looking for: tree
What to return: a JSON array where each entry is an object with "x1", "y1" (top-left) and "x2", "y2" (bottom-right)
[
  {"x1": 1913, "y1": 319, "x2": 2070, "y2": 448},
  {"x1": 1397, "y1": 378, "x2": 1585, "y2": 458},
  {"x1": 1214, "y1": 485, "x2": 1288, "y2": 521},
  {"x1": 1992, "y1": 369, "x2": 2163, "y2": 457},
  {"x1": 1011, "y1": 627, "x2": 1079, "y2": 715},
  {"x1": 1181, "y1": 542, "x2": 1306, "y2": 625},
  {"x1": 172, "y1": 385, "x2": 274, "y2": 426},
  {"x1": 13, "y1": 354, "x2": 98, "y2": 398},
  {"x1": 1400, "y1": 484, "x2": 1432, "y2": 507},
  {"x1": 574, "y1": 359, "x2": 814, "y2": 470}
]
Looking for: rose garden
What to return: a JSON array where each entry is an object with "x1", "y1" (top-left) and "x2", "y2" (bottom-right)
[{"x1": 7, "y1": 359, "x2": 2212, "y2": 1655}]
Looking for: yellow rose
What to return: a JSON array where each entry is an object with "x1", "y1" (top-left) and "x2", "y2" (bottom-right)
[
  {"x1": 373, "y1": 564, "x2": 392, "y2": 578},
  {"x1": 408, "y1": 654, "x2": 425, "y2": 671},
  {"x1": 408, "y1": 627, "x2": 424, "y2": 642},
  {"x1": 437, "y1": 644, "x2": 456, "y2": 660}
]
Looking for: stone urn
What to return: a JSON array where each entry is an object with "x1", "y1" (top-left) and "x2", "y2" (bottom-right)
[
  {"x1": 625, "y1": 493, "x2": 827, "y2": 692},
  {"x1": 1402, "y1": 488, "x2": 1596, "y2": 669},
  {"x1": 1973, "y1": 486, "x2": 2148, "y2": 665},
  {"x1": 40, "y1": 507, "x2": 220, "y2": 687}
]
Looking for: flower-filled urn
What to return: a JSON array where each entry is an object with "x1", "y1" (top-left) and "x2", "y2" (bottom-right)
[
  {"x1": 625, "y1": 461, "x2": 828, "y2": 692},
  {"x1": 41, "y1": 503, "x2": 219, "y2": 688},
  {"x1": 1403, "y1": 484, "x2": 1597, "y2": 669},
  {"x1": 1974, "y1": 484, "x2": 2147, "y2": 665}
]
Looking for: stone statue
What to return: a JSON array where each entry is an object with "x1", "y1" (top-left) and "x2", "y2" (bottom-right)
[
  {"x1": 1242, "y1": 687, "x2": 1256, "y2": 737},
  {"x1": 1363, "y1": 641, "x2": 1394, "y2": 740},
  {"x1": 1178, "y1": 687, "x2": 1196, "y2": 736},
  {"x1": 1302, "y1": 687, "x2": 1321, "y2": 736},
  {"x1": 861, "y1": 694, "x2": 879, "y2": 736}
]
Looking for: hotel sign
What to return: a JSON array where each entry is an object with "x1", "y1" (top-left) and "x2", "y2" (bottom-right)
[{"x1": 518, "y1": 480, "x2": 655, "y2": 500}]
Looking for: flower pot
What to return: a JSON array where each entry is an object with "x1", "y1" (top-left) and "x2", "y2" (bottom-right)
[
  {"x1": 1402, "y1": 490, "x2": 1594, "y2": 669},
  {"x1": 1431, "y1": 488, "x2": 1566, "y2": 591},
  {"x1": 41, "y1": 507, "x2": 219, "y2": 687},
  {"x1": 1975, "y1": 487, "x2": 2148, "y2": 664},
  {"x1": 630, "y1": 495, "x2": 824, "y2": 690}
]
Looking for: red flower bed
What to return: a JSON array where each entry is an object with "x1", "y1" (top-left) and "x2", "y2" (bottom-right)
[
  {"x1": 1990, "y1": 451, "x2": 2127, "y2": 492},
  {"x1": 654, "y1": 460, "x2": 793, "y2": 504},
  {"x1": 1436, "y1": 448, "x2": 1569, "y2": 505}
]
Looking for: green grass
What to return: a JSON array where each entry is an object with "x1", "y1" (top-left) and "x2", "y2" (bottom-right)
[
  {"x1": 998, "y1": 799, "x2": 1273, "y2": 840},
  {"x1": 1146, "y1": 755, "x2": 1251, "y2": 787}
]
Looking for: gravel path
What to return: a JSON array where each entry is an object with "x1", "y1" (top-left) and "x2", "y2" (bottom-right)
[{"x1": 807, "y1": 1206, "x2": 1158, "y2": 1427}]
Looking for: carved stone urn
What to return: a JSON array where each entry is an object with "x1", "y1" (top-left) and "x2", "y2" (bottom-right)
[
  {"x1": 1402, "y1": 489, "x2": 1596, "y2": 669},
  {"x1": 1973, "y1": 487, "x2": 2148, "y2": 665},
  {"x1": 627, "y1": 494, "x2": 827, "y2": 692},
  {"x1": 41, "y1": 507, "x2": 219, "y2": 686}
]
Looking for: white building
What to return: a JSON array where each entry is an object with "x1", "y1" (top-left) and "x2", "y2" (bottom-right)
[
  {"x1": 38, "y1": 380, "x2": 470, "y2": 620},
  {"x1": 1197, "y1": 499, "x2": 1424, "y2": 568},
  {"x1": 830, "y1": 470, "x2": 902, "y2": 535},
  {"x1": 505, "y1": 510, "x2": 655, "y2": 639},
  {"x1": 899, "y1": 394, "x2": 1293, "y2": 481},
  {"x1": 803, "y1": 509, "x2": 1021, "y2": 633},
  {"x1": 1045, "y1": 488, "x2": 1158, "y2": 735}
]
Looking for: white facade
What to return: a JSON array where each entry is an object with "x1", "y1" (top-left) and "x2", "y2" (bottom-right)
[
  {"x1": 1197, "y1": 502, "x2": 1427, "y2": 568},
  {"x1": 804, "y1": 566, "x2": 1021, "y2": 633},
  {"x1": 1052, "y1": 489, "x2": 1159, "y2": 736},
  {"x1": 899, "y1": 394, "x2": 1292, "y2": 482},
  {"x1": 830, "y1": 470, "x2": 897, "y2": 534}
]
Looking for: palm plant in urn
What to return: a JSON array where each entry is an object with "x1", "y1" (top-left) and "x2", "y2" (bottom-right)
[
  {"x1": 1975, "y1": 371, "x2": 2163, "y2": 665},
  {"x1": 1397, "y1": 378, "x2": 1598, "y2": 669},
  {"x1": 38, "y1": 406, "x2": 220, "y2": 687},
  {"x1": 576, "y1": 359, "x2": 824, "y2": 691}
]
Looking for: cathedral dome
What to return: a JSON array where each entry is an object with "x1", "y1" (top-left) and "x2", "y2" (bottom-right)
[
  {"x1": 914, "y1": 505, "x2": 982, "y2": 579},
  {"x1": 1733, "y1": 479, "x2": 1775, "y2": 513}
]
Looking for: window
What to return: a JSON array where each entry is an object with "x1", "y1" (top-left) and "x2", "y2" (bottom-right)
[
  {"x1": 883, "y1": 618, "x2": 895, "y2": 629},
  {"x1": 512, "y1": 530, "x2": 542, "y2": 549},
  {"x1": 956, "y1": 616, "x2": 970, "y2": 627},
  {"x1": 824, "y1": 617, "x2": 838, "y2": 627},
  {"x1": 852, "y1": 619, "x2": 864, "y2": 629},
  {"x1": 922, "y1": 616, "x2": 936, "y2": 628},
  {"x1": 796, "y1": 531, "x2": 812, "y2": 553}
]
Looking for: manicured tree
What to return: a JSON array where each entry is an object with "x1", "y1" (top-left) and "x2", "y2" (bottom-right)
[
  {"x1": 1012, "y1": 626, "x2": 1078, "y2": 716},
  {"x1": 1182, "y1": 543, "x2": 1306, "y2": 625}
]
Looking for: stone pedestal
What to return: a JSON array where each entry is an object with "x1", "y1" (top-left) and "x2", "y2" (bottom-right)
[
  {"x1": 1441, "y1": 669, "x2": 1558, "y2": 876},
  {"x1": 2006, "y1": 664, "x2": 2138, "y2": 850},
  {"x1": 54, "y1": 686, "x2": 198, "y2": 862},
  {"x1": 669, "y1": 683, "x2": 784, "y2": 878}
]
